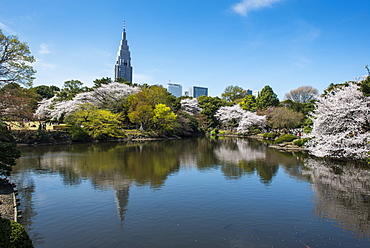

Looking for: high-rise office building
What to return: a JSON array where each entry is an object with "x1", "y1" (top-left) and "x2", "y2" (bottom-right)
[
  {"x1": 114, "y1": 24, "x2": 133, "y2": 82},
  {"x1": 189, "y1": 86, "x2": 208, "y2": 98},
  {"x1": 167, "y1": 83, "x2": 182, "y2": 97}
]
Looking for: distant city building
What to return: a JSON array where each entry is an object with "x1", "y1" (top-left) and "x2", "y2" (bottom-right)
[
  {"x1": 246, "y1": 89, "x2": 253, "y2": 95},
  {"x1": 167, "y1": 82, "x2": 182, "y2": 97},
  {"x1": 189, "y1": 86, "x2": 208, "y2": 98},
  {"x1": 253, "y1": 90, "x2": 259, "y2": 97},
  {"x1": 184, "y1": 91, "x2": 190, "y2": 97},
  {"x1": 114, "y1": 23, "x2": 133, "y2": 82}
]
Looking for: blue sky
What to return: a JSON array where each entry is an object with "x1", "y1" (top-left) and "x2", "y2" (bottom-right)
[{"x1": 1, "y1": 0, "x2": 369, "y2": 99}]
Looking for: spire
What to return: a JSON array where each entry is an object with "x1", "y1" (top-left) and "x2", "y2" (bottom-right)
[
  {"x1": 115, "y1": 22, "x2": 133, "y2": 83},
  {"x1": 122, "y1": 21, "x2": 126, "y2": 40}
]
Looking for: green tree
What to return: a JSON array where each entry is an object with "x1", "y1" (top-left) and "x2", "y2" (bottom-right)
[
  {"x1": 197, "y1": 95, "x2": 228, "y2": 129},
  {"x1": 239, "y1": 94, "x2": 257, "y2": 112},
  {"x1": 93, "y1": 77, "x2": 113, "y2": 88},
  {"x1": 128, "y1": 104, "x2": 154, "y2": 130},
  {"x1": 267, "y1": 107, "x2": 304, "y2": 130},
  {"x1": 34, "y1": 85, "x2": 60, "y2": 99},
  {"x1": 0, "y1": 29, "x2": 36, "y2": 87},
  {"x1": 359, "y1": 66, "x2": 370, "y2": 96},
  {"x1": 322, "y1": 82, "x2": 349, "y2": 96},
  {"x1": 127, "y1": 85, "x2": 175, "y2": 130},
  {"x1": 152, "y1": 104, "x2": 178, "y2": 134},
  {"x1": 55, "y1": 80, "x2": 90, "y2": 101},
  {"x1": 256, "y1": 85, "x2": 279, "y2": 110},
  {"x1": 221, "y1": 85, "x2": 248, "y2": 103},
  {"x1": 360, "y1": 76, "x2": 370, "y2": 96},
  {"x1": 116, "y1": 77, "x2": 133, "y2": 86},
  {"x1": 0, "y1": 120, "x2": 20, "y2": 176},
  {"x1": 64, "y1": 104, "x2": 124, "y2": 140}
]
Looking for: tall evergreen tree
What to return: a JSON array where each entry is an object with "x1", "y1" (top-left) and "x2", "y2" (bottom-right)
[{"x1": 256, "y1": 85, "x2": 279, "y2": 110}]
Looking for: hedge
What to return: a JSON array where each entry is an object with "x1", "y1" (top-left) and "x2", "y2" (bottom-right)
[{"x1": 274, "y1": 134, "x2": 297, "y2": 144}]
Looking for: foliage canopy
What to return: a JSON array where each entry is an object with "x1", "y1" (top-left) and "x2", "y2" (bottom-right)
[
  {"x1": 0, "y1": 120, "x2": 20, "y2": 176},
  {"x1": 64, "y1": 104, "x2": 125, "y2": 140},
  {"x1": 256, "y1": 85, "x2": 279, "y2": 110},
  {"x1": 221, "y1": 85, "x2": 248, "y2": 103},
  {"x1": 0, "y1": 29, "x2": 36, "y2": 87}
]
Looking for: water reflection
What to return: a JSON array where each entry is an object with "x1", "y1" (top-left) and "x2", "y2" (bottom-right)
[
  {"x1": 15, "y1": 141, "x2": 182, "y2": 189},
  {"x1": 11, "y1": 138, "x2": 370, "y2": 246},
  {"x1": 303, "y1": 158, "x2": 370, "y2": 238},
  {"x1": 15, "y1": 138, "x2": 296, "y2": 188}
]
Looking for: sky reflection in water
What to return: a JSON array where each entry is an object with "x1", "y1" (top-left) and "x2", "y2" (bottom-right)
[{"x1": 11, "y1": 138, "x2": 370, "y2": 248}]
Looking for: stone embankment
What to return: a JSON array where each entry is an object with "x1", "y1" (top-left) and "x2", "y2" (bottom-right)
[
  {"x1": 0, "y1": 178, "x2": 19, "y2": 222},
  {"x1": 268, "y1": 141, "x2": 307, "y2": 152}
]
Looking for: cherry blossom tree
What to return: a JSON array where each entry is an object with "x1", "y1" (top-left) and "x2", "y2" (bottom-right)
[
  {"x1": 306, "y1": 83, "x2": 370, "y2": 160},
  {"x1": 91, "y1": 82, "x2": 139, "y2": 108},
  {"x1": 237, "y1": 111, "x2": 266, "y2": 134},
  {"x1": 180, "y1": 98, "x2": 202, "y2": 115},
  {"x1": 33, "y1": 96, "x2": 55, "y2": 120},
  {"x1": 215, "y1": 105, "x2": 266, "y2": 134},
  {"x1": 34, "y1": 82, "x2": 139, "y2": 121}
]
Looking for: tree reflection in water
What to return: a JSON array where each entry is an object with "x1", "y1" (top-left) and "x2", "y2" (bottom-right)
[
  {"x1": 303, "y1": 158, "x2": 370, "y2": 238},
  {"x1": 11, "y1": 138, "x2": 370, "y2": 246}
]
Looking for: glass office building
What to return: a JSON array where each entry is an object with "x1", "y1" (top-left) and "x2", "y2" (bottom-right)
[
  {"x1": 189, "y1": 86, "x2": 208, "y2": 98},
  {"x1": 167, "y1": 83, "x2": 182, "y2": 97}
]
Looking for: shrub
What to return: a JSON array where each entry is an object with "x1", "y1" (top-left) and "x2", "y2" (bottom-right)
[
  {"x1": 68, "y1": 126, "x2": 91, "y2": 141},
  {"x1": 36, "y1": 130, "x2": 52, "y2": 142},
  {"x1": 262, "y1": 132, "x2": 277, "y2": 139},
  {"x1": 248, "y1": 126, "x2": 261, "y2": 135},
  {"x1": 210, "y1": 128, "x2": 219, "y2": 135},
  {"x1": 293, "y1": 138, "x2": 310, "y2": 147},
  {"x1": 274, "y1": 134, "x2": 297, "y2": 144},
  {"x1": 0, "y1": 218, "x2": 33, "y2": 248}
]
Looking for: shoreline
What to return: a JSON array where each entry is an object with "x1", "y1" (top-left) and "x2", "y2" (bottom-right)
[{"x1": 0, "y1": 178, "x2": 18, "y2": 222}]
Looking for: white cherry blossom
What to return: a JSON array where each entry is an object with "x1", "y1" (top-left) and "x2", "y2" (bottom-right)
[
  {"x1": 180, "y1": 98, "x2": 202, "y2": 115},
  {"x1": 306, "y1": 83, "x2": 370, "y2": 160},
  {"x1": 34, "y1": 82, "x2": 140, "y2": 121},
  {"x1": 215, "y1": 104, "x2": 266, "y2": 134}
]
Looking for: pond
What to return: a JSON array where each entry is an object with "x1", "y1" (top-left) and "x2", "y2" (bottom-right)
[{"x1": 10, "y1": 137, "x2": 370, "y2": 248}]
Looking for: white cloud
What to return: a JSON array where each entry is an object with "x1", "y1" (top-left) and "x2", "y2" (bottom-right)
[
  {"x1": 0, "y1": 21, "x2": 16, "y2": 35},
  {"x1": 232, "y1": 0, "x2": 284, "y2": 16},
  {"x1": 39, "y1": 43, "x2": 52, "y2": 54},
  {"x1": 34, "y1": 58, "x2": 56, "y2": 69}
]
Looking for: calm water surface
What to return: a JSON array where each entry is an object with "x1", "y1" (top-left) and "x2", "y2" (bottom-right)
[{"x1": 11, "y1": 137, "x2": 370, "y2": 248}]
